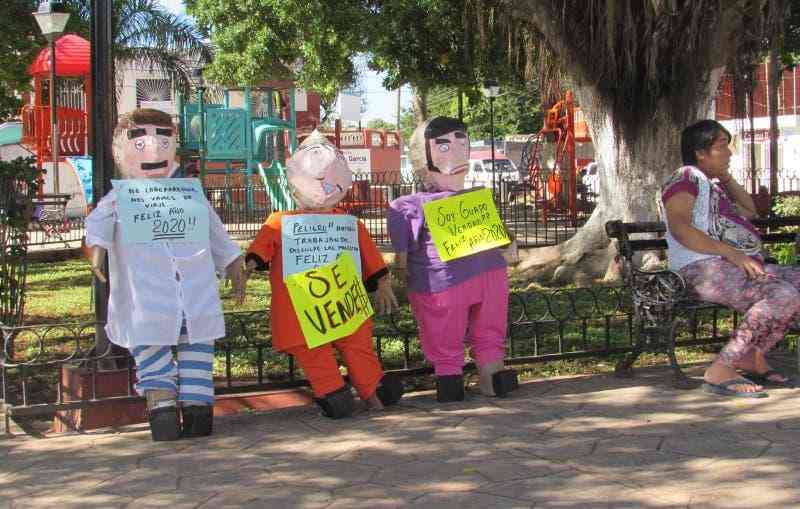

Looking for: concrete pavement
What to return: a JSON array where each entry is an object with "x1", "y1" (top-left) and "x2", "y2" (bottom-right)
[{"x1": 2, "y1": 364, "x2": 799, "y2": 508}]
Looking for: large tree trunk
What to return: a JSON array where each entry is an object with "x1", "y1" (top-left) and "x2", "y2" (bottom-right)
[
  {"x1": 515, "y1": 79, "x2": 721, "y2": 284},
  {"x1": 509, "y1": 0, "x2": 755, "y2": 285},
  {"x1": 411, "y1": 85, "x2": 429, "y2": 125}
]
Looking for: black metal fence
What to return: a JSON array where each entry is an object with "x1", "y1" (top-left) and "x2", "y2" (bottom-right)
[
  {"x1": 202, "y1": 172, "x2": 599, "y2": 248},
  {"x1": 25, "y1": 170, "x2": 800, "y2": 249},
  {"x1": 5, "y1": 285, "x2": 791, "y2": 433}
]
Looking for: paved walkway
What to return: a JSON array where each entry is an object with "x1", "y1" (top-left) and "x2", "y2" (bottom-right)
[{"x1": 2, "y1": 364, "x2": 800, "y2": 508}]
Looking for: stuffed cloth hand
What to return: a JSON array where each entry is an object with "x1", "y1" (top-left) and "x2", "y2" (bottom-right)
[
  {"x1": 373, "y1": 276, "x2": 399, "y2": 315},
  {"x1": 226, "y1": 256, "x2": 247, "y2": 305}
]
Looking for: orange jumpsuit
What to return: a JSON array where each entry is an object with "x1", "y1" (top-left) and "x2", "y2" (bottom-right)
[{"x1": 247, "y1": 209, "x2": 388, "y2": 399}]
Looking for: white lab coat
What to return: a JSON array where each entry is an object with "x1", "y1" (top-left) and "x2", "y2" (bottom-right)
[{"x1": 85, "y1": 189, "x2": 241, "y2": 348}]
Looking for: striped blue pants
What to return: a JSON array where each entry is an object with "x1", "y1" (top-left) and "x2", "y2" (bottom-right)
[{"x1": 130, "y1": 335, "x2": 215, "y2": 405}]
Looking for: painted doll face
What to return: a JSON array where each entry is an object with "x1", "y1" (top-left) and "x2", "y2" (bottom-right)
[
  {"x1": 120, "y1": 124, "x2": 177, "y2": 179},
  {"x1": 287, "y1": 139, "x2": 352, "y2": 210},
  {"x1": 427, "y1": 129, "x2": 469, "y2": 192}
]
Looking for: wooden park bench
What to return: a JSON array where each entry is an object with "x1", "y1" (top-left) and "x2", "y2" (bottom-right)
[{"x1": 605, "y1": 217, "x2": 800, "y2": 388}]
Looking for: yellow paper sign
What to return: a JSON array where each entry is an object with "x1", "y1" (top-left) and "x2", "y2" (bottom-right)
[
  {"x1": 286, "y1": 251, "x2": 374, "y2": 349},
  {"x1": 422, "y1": 187, "x2": 511, "y2": 261}
]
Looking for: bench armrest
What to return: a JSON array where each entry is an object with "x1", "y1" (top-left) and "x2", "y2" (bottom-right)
[{"x1": 629, "y1": 267, "x2": 687, "y2": 326}]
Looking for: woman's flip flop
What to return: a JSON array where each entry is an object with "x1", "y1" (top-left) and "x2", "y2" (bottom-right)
[{"x1": 702, "y1": 379, "x2": 769, "y2": 398}]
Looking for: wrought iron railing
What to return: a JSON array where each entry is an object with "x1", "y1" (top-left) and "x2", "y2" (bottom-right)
[
  {"x1": 4, "y1": 285, "x2": 788, "y2": 433},
  {"x1": 203, "y1": 173, "x2": 599, "y2": 248}
]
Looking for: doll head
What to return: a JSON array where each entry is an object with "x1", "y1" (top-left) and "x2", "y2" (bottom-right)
[
  {"x1": 409, "y1": 116, "x2": 469, "y2": 192},
  {"x1": 112, "y1": 108, "x2": 177, "y2": 179},
  {"x1": 287, "y1": 130, "x2": 352, "y2": 210}
]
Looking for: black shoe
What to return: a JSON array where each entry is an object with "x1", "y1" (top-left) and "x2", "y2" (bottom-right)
[
  {"x1": 314, "y1": 385, "x2": 355, "y2": 419},
  {"x1": 376, "y1": 373, "x2": 404, "y2": 407},
  {"x1": 492, "y1": 369, "x2": 519, "y2": 398},
  {"x1": 181, "y1": 405, "x2": 213, "y2": 437},
  {"x1": 148, "y1": 406, "x2": 181, "y2": 442},
  {"x1": 436, "y1": 374, "x2": 465, "y2": 402}
]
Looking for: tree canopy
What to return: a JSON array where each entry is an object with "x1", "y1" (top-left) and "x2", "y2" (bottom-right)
[
  {"x1": 188, "y1": 0, "x2": 537, "y2": 123},
  {"x1": 0, "y1": 0, "x2": 211, "y2": 122},
  {"x1": 425, "y1": 84, "x2": 542, "y2": 140},
  {"x1": 0, "y1": 1, "x2": 43, "y2": 121},
  {"x1": 188, "y1": 0, "x2": 368, "y2": 105},
  {"x1": 65, "y1": 0, "x2": 213, "y2": 93}
]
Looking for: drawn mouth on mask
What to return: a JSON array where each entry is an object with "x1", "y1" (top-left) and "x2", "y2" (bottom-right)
[{"x1": 140, "y1": 161, "x2": 168, "y2": 170}]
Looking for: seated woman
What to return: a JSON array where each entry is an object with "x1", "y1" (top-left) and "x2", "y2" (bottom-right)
[{"x1": 662, "y1": 119, "x2": 799, "y2": 398}]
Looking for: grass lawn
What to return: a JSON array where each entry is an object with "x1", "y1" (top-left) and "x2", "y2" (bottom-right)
[
  {"x1": 20, "y1": 257, "x2": 725, "y2": 381},
  {"x1": 24, "y1": 257, "x2": 272, "y2": 324}
]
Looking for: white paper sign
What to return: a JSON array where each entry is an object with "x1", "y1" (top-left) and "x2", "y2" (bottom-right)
[
  {"x1": 295, "y1": 89, "x2": 308, "y2": 112},
  {"x1": 338, "y1": 94, "x2": 362, "y2": 122},
  {"x1": 342, "y1": 148, "x2": 371, "y2": 174},
  {"x1": 113, "y1": 178, "x2": 209, "y2": 245},
  {"x1": 281, "y1": 214, "x2": 361, "y2": 280}
]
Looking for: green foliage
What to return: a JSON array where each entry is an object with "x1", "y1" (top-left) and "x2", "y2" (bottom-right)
[
  {"x1": 773, "y1": 195, "x2": 800, "y2": 216},
  {"x1": 0, "y1": 1, "x2": 41, "y2": 121},
  {"x1": 781, "y1": 0, "x2": 800, "y2": 68},
  {"x1": 188, "y1": 0, "x2": 368, "y2": 103},
  {"x1": 62, "y1": 0, "x2": 213, "y2": 94},
  {"x1": 366, "y1": 0, "x2": 478, "y2": 92},
  {"x1": 426, "y1": 84, "x2": 543, "y2": 139},
  {"x1": 366, "y1": 118, "x2": 396, "y2": 130},
  {"x1": 188, "y1": 1, "x2": 536, "y2": 118},
  {"x1": 0, "y1": 156, "x2": 38, "y2": 232},
  {"x1": 765, "y1": 195, "x2": 800, "y2": 264}
]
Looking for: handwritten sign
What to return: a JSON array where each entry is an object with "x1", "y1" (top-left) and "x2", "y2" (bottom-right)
[
  {"x1": 113, "y1": 178, "x2": 209, "y2": 245},
  {"x1": 286, "y1": 251, "x2": 374, "y2": 349},
  {"x1": 422, "y1": 187, "x2": 510, "y2": 261},
  {"x1": 281, "y1": 214, "x2": 361, "y2": 280}
]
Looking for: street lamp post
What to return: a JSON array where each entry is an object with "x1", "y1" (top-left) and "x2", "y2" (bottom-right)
[
  {"x1": 482, "y1": 79, "x2": 501, "y2": 194},
  {"x1": 33, "y1": 1, "x2": 71, "y2": 194},
  {"x1": 192, "y1": 68, "x2": 207, "y2": 183}
]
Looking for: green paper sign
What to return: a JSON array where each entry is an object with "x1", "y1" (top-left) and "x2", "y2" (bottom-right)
[
  {"x1": 422, "y1": 187, "x2": 510, "y2": 261},
  {"x1": 286, "y1": 251, "x2": 374, "y2": 349}
]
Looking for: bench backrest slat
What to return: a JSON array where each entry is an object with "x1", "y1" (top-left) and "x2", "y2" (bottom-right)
[{"x1": 606, "y1": 219, "x2": 800, "y2": 263}]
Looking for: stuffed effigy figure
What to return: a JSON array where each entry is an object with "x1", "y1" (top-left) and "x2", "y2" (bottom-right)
[
  {"x1": 85, "y1": 108, "x2": 245, "y2": 441},
  {"x1": 388, "y1": 116, "x2": 519, "y2": 402},
  {"x1": 245, "y1": 131, "x2": 404, "y2": 419}
]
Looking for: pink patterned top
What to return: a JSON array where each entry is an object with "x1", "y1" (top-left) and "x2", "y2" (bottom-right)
[{"x1": 660, "y1": 166, "x2": 762, "y2": 271}]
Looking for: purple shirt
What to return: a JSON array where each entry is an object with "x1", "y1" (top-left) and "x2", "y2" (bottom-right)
[{"x1": 388, "y1": 191, "x2": 507, "y2": 294}]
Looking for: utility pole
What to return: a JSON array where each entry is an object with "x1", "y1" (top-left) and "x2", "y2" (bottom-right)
[
  {"x1": 768, "y1": 37, "x2": 781, "y2": 200},
  {"x1": 396, "y1": 87, "x2": 401, "y2": 131}
]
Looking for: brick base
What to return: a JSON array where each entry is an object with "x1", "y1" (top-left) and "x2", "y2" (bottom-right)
[{"x1": 53, "y1": 365, "x2": 313, "y2": 433}]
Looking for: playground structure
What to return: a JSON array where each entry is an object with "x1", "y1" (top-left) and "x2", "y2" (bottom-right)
[
  {"x1": 19, "y1": 34, "x2": 94, "y2": 243},
  {"x1": 21, "y1": 34, "x2": 91, "y2": 179},
  {"x1": 17, "y1": 31, "x2": 404, "y2": 237},
  {"x1": 178, "y1": 82, "x2": 300, "y2": 213},
  {"x1": 516, "y1": 90, "x2": 594, "y2": 226},
  {"x1": 179, "y1": 84, "x2": 403, "y2": 217}
]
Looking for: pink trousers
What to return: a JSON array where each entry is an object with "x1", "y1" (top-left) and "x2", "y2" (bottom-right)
[{"x1": 408, "y1": 268, "x2": 508, "y2": 376}]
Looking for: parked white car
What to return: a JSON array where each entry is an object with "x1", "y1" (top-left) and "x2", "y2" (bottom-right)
[{"x1": 465, "y1": 157, "x2": 520, "y2": 190}]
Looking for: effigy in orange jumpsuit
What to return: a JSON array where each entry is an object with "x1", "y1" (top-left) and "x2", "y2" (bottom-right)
[{"x1": 245, "y1": 132, "x2": 403, "y2": 418}]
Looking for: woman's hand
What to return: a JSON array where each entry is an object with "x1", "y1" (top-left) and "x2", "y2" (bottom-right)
[{"x1": 725, "y1": 250, "x2": 766, "y2": 279}]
